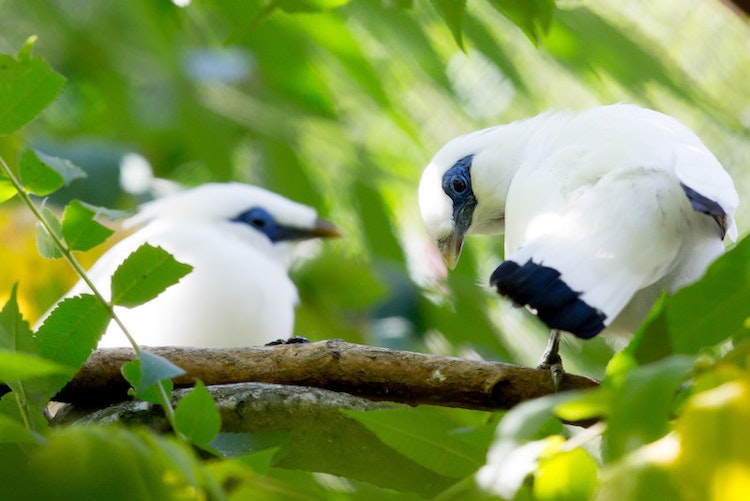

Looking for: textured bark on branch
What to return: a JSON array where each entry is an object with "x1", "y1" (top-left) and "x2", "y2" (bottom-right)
[{"x1": 55, "y1": 339, "x2": 599, "y2": 410}]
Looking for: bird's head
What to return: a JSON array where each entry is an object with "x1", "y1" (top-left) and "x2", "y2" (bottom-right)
[
  {"x1": 126, "y1": 183, "x2": 342, "y2": 252},
  {"x1": 419, "y1": 125, "x2": 528, "y2": 269}
]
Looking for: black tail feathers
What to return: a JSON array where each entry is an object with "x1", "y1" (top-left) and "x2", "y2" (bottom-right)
[{"x1": 490, "y1": 259, "x2": 606, "y2": 339}]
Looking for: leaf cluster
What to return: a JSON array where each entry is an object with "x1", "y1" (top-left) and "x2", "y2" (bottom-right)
[{"x1": 0, "y1": 1, "x2": 749, "y2": 499}]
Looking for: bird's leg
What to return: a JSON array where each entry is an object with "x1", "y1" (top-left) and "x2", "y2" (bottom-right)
[{"x1": 537, "y1": 329, "x2": 564, "y2": 391}]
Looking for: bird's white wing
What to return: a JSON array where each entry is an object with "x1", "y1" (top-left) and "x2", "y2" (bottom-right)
[{"x1": 504, "y1": 163, "x2": 691, "y2": 331}]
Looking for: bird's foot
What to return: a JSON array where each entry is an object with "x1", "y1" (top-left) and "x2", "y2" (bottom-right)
[
  {"x1": 265, "y1": 336, "x2": 310, "y2": 346},
  {"x1": 538, "y1": 329, "x2": 564, "y2": 391},
  {"x1": 537, "y1": 356, "x2": 564, "y2": 392}
]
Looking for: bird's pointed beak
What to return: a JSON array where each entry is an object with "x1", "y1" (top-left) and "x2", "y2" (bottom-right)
[
  {"x1": 437, "y1": 199, "x2": 475, "y2": 269},
  {"x1": 308, "y1": 217, "x2": 344, "y2": 239},
  {"x1": 437, "y1": 230, "x2": 464, "y2": 270}
]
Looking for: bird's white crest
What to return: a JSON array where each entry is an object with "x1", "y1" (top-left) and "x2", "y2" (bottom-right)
[
  {"x1": 52, "y1": 182, "x2": 338, "y2": 348},
  {"x1": 418, "y1": 103, "x2": 739, "y2": 338}
]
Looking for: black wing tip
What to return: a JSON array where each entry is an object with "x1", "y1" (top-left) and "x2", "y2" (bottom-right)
[
  {"x1": 490, "y1": 259, "x2": 606, "y2": 339},
  {"x1": 680, "y1": 182, "x2": 729, "y2": 239}
]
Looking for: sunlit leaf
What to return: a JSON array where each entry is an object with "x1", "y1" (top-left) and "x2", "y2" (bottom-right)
[
  {"x1": 0, "y1": 174, "x2": 16, "y2": 203},
  {"x1": 61, "y1": 199, "x2": 115, "y2": 251},
  {"x1": 0, "y1": 38, "x2": 66, "y2": 134},
  {"x1": 597, "y1": 375, "x2": 750, "y2": 500},
  {"x1": 18, "y1": 148, "x2": 63, "y2": 196},
  {"x1": 174, "y1": 381, "x2": 221, "y2": 446},
  {"x1": 110, "y1": 244, "x2": 193, "y2": 308},
  {"x1": 534, "y1": 447, "x2": 598, "y2": 501}
]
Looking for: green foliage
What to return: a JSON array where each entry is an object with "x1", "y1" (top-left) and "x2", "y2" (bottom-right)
[
  {"x1": 61, "y1": 200, "x2": 115, "y2": 251},
  {"x1": 18, "y1": 148, "x2": 64, "y2": 196},
  {"x1": 35, "y1": 205, "x2": 62, "y2": 259},
  {"x1": 0, "y1": 426, "x2": 216, "y2": 500},
  {"x1": 174, "y1": 380, "x2": 221, "y2": 447},
  {"x1": 0, "y1": 1, "x2": 749, "y2": 499},
  {"x1": 432, "y1": 0, "x2": 468, "y2": 50},
  {"x1": 0, "y1": 36, "x2": 65, "y2": 134},
  {"x1": 488, "y1": 0, "x2": 556, "y2": 45},
  {"x1": 110, "y1": 243, "x2": 193, "y2": 308},
  {"x1": 342, "y1": 406, "x2": 493, "y2": 478},
  {"x1": 122, "y1": 351, "x2": 185, "y2": 400}
]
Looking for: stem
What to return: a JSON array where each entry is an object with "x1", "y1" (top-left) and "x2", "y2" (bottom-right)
[{"x1": 0, "y1": 154, "x2": 185, "y2": 440}]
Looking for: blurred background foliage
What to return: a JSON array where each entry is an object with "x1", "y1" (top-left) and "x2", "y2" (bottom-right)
[
  {"x1": 1, "y1": 0, "x2": 749, "y2": 378},
  {"x1": 2, "y1": 1, "x2": 750, "y2": 499}
]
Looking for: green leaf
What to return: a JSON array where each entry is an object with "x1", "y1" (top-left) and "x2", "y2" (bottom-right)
[
  {"x1": 0, "y1": 413, "x2": 40, "y2": 444},
  {"x1": 0, "y1": 350, "x2": 72, "y2": 382},
  {"x1": 487, "y1": 0, "x2": 556, "y2": 45},
  {"x1": 341, "y1": 407, "x2": 488, "y2": 478},
  {"x1": 122, "y1": 351, "x2": 185, "y2": 400},
  {"x1": 28, "y1": 294, "x2": 111, "y2": 404},
  {"x1": 174, "y1": 381, "x2": 221, "y2": 446},
  {"x1": 18, "y1": 148, "x2": 63, "y2": 196},
  {"x1": 111, "y1": 244, "x2": 193, "y2": 308},
  {"x1": 604, "y1": 355, "x2": 694, "y2": 462},
  {"x1": 533, "y1": 447, "x2": 598, "y2": 501},
  {"x1": 123, "y1": 368, "x2": 174, "y2": 405},
  {"x1": 633, "y1": 235, "x2": 750, "y2": 363},
  {"x1": 33, "y1": 151, "x2": 86, "y2": 187},
  {"x1": 0, "y1": 284, "x2": 37, "y2": 354},
  {"x1": 0, "y1": 173, "x2": 17, "y2": 204},
  {"x1": 61, "y1": 200, "x2": 115, "y2": 251},
  {"x1": 431, "y1": 0, "x2": 467, "y2": 50},
  {"x1": 0, "y1": 38, "x2": 66, "y2": 134},
  {"x1": 35, "y1": 206, "x2": 63, "y2": 259},
  {"x1": 10, "y1": 427, "x2": 204, "y2": 500},
  {"x1": 36, "y1": 294, "x2": 111, "y2": 367},
  {"x1": 0, "y1": 392, "x2": 49, "y2": 436}
]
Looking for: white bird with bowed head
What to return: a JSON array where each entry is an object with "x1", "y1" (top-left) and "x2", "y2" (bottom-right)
[
  {"x1": 64, "y1": 182, "x2": 342, "y2": 348},
  {"x1": 418, "y1": 104, "x2": 739, "y2": 386}
]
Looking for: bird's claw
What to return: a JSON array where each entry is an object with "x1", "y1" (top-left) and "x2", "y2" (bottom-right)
[
  {"x1": 537, "y1": 356, "x2": 564, "y2": 392},
  {"x1": 538, "y1": 329, "x2": 564, "y2": 392}
]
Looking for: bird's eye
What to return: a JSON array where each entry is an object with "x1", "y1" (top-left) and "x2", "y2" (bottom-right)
[
  {"x1": 233, "y1": 207, "x2": 278, "y2": 240},
  {"x1": 442, "y1": 155, "x2": 474, "y2": 201}
]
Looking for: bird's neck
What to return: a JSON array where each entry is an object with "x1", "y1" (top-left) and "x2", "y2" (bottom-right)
[{"x1": 470, "y1": 114, "x2": 559, "y2": 235}]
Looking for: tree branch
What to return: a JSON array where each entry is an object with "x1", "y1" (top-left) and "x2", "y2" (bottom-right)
[{"x1": 55, "y1": 339, "x2": 599, "y2": 411}]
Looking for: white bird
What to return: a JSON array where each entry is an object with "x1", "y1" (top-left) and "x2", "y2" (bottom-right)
[
  {"x1": 63, "y1": 182, "x2": 341, "y2": 348},
  {"x1": 418, "y1": 104, "x2": 739, "y2": 385}
]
